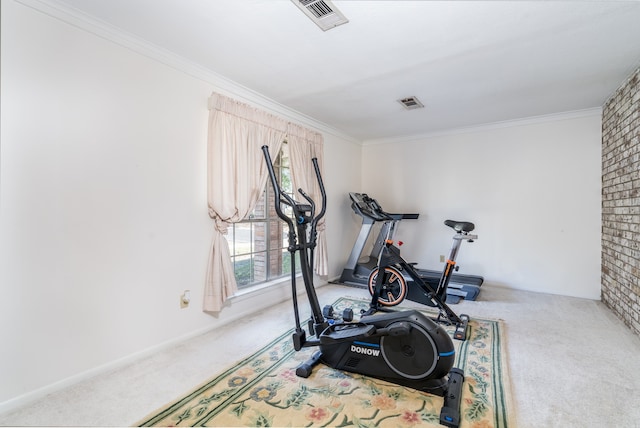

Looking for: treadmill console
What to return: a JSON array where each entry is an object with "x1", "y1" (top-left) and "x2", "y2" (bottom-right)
[{"x1": 348, "y1": 192, "x2": 418, "y2": 221}]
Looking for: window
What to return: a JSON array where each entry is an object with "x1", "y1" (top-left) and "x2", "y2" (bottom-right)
[{"x1": 225, "y1": 143, "x2": 301, "y2": 288}]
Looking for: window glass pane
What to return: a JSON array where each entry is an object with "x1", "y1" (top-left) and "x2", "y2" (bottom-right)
[
  {"x1": 234, "y1": 254, "x2": 253, "y2": 286},
  {"x1": 252, "y1": 251, "x2": 267, "y2": 283},
  {"x1": 280, "y1": 168, "x2": 292, "y2": 194},
  {"x1": 253, "y1": 221, "x2": 267, "y2": 253},
  {"x1": 268, "y1": 248, "x2": 286, "y2": 278},
  {"x1": 269, "y1": 220, "x2": 286, "y2": 250},
  {"x1": 280, "y1": 249, "x2": 301, "y2": 275},
  {"x1": 232, "y1": 223, "x2": 252, "y2": 256}
]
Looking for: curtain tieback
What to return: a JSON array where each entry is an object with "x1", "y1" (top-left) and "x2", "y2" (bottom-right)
[{"x1": 210, "y1": 212, "x2": 229, "y2": 235}]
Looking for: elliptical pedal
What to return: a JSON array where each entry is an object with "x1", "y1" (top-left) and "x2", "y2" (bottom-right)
[
  {"x1": 453, "y1": 314, "x2": 469, "y2": 341},
  {"x1": 440, "y1": 368, "x2": 464, "y2": 428}
]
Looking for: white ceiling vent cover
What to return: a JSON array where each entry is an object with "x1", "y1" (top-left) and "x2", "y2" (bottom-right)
[
  {"x1": 398, "y1": 96, "x2": 425, "y2": 110},
  {"x1": 291, "y1": 0, "x2": 349, "y2": 31}
]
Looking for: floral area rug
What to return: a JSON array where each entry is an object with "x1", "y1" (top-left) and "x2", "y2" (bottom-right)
[{"x1": 137, "y1": 297, "x2": 513, "y2": 427}]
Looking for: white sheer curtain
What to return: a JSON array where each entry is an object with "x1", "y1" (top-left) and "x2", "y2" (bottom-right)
[
  {"x1": 287, "y1": 123, "x2": 328, "y2": 276},
  {"x1": 204, "y1": 93, "x2": 328, "y2": 312},
  {"x1": 205, "y1": 93, "x2": 287, "y2": 312}
]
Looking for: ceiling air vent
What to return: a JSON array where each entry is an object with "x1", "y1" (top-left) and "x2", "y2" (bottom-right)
[
  {"x1": 291, "y1": 0, "x2": 349, "y2": 31},
  {"x1": 398, "y1": 96, "x2": 425, "y2": 110}
]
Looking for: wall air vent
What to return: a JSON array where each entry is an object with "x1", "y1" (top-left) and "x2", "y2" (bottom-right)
[
  {"x1": 291, "y1": 0, "x2": 349, "y2": 31},
  {"x1": 398, "y1": 96, "x2": 425, "y2": 110}
]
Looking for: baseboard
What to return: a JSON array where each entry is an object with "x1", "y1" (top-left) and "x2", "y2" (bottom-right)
[
  {"x1": 0, "y1": 321, "x2": 222, "y2": 414},
  {"x1": 0, "y1": 279, "x2": 309, "y2": 414}
]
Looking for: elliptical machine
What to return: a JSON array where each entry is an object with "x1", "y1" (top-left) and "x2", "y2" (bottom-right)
[{"x1": 261, "y1": 145, "x2": 464, "y2": 428}]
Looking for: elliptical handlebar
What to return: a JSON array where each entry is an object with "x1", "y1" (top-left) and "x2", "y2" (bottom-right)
[
  {"x1": 311, "y1": 157, "x2": 327, "y2": 226},
  {"x1": 261, "y1": 145, "x2": 326, "y2": 230}
]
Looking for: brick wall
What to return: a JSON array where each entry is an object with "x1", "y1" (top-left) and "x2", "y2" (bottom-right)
[{"x1": 602, "y1": 67, "x2": 640, "y2": 337}]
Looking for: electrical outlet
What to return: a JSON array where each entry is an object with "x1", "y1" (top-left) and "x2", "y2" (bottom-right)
[
  {"x1": 180, "y1": 290, "x2": 190, "y2": 309},
  {"x1": 440, "y1": 255, "x2": 445, "y2": 263}
]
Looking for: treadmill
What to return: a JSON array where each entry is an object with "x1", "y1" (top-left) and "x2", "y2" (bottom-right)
[{"x1": 338, "y1": 192, "x2": 483, "y2": 303}]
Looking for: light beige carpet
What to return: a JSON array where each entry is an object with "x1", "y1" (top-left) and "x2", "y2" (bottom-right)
[{"x1": 138, "y1": 298, "x2": 513, "y2": 427}]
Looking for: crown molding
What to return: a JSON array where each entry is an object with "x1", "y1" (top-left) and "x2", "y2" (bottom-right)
[
  {"x1": 14, "y1": 0, "x2": 359, "y2": 145},
  {"x1": 362, "y1": 107, "x2": 603, "y2": 146}
]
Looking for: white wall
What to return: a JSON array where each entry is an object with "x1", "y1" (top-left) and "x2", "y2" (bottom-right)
[
  {"x1": 323, "y1": 137, "x2": 363, "y2": 278},
  {"x1": 0, "y1": 0, "x2": 360, "y2": 408},
  {"x1": 362, "y1": 112, "x2": 602, "y2": 299}
]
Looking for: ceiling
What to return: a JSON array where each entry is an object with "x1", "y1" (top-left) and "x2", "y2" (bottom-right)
[{"x1": 52, "y1": 0, "x2": 640, "y2": 142}]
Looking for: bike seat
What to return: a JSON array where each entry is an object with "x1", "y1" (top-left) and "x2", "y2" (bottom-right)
[{"x1": 444, "y1": 220, "x2": 475, "y2": 233}]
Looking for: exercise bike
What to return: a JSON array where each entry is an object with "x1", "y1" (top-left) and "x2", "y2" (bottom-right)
[
  {"x1": 261, "y1": 145, "x2": 464, "y2": 428},
  {"x1": 366, "y1": 220, "x2": 477, "y2": 341}
]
